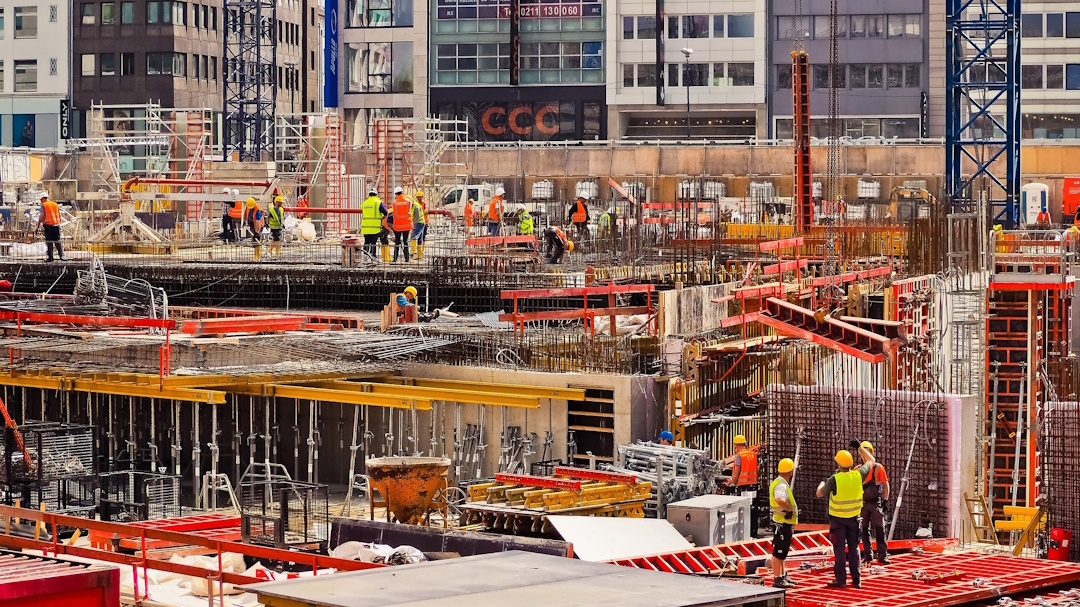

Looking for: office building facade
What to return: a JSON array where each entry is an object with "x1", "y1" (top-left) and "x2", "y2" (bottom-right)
[
  {"x1": 1020, "y1": 2, "x2": 1080, "y2": 138},
  {"x1": 0, "y1": 0, "x2": 70, "y2": 148}
]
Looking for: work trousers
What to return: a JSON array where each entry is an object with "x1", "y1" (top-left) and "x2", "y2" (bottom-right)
[
  {"x1": 43, "y1": 224, "x2": 63, "y2": 261},
  {"x1": 362, "y1": 233, "x2": 380, "y2": 259},
  {"x1": 860, "y1": 502, "x2": 887, "y2": 562},
  {"x1": 411, "y1": 223, "x2": 427, "y2": 244},
  {"x1": 487, "y1": 221, "x2": 501, "y2": 236},
  {"x1": 544, "y1": 234, "x2": 565, "y2": 264},
  {"x1": 221, "y1": 216, "x2": 235, "y2": 242},
  {"x1": 393, "y1": 229, "x2": 410, "y2": 262},
  {"x1": 829, "y1": 515, "x2": 861, "y2": 586}
]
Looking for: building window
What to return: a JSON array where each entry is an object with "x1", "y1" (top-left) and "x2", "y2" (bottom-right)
[
  {"x1": 682, "y1": 15, "x2": 708, "y2": 38},
  {"x1": 1047, "y1": 65, "x2": 1063, "y2": 88},
  {"x1": 193, "y1": 53, "x2": 200, "y2": 78},
  {"x1": 777, "y1": 16, "x2": 794, "y2": 39},
  {"x1": 850, "y1": 63, "x2": 866, "y2": 88},
  {"x1": 15, "y1": 6, "x2": 38, "y2": 37},
  {"x1": 638, "y1": 64, "x2": 657, "y2": 87},
  {"x1": 778, "y1": 64, "x2": 792, "y2": 89},
  {"x1": 173, "y1": 52, "x2": 186, "y2": 75},
  {"x1": 728, "y1": 14, "x2": 753, "y2": 37},
  {"x1": 121, "y1": 1, "x2": 133, "y2": 22},
  {"x1": 82, "y1": 3, "x2": 95, "y2": 24},
  {"x1": 0, "y1": 8, "x2": 5, "y2": 40},
  {"x1": 210, "y1": 6, "x2": 216, "y2": 29},
  {"x1": 148, "y1": 1, "x2": 172, "y2": 23},
  {"x1": 172, "y1": 1, "x2": 185, "y2": 24},
  {"x1": 210, "y1": 56, "x2": 216, "y2": 79},
  {"x1": 101, "y1": 53, "x2": 116, "y2": 75},
  {"x1": 81, "y1": 54, "x2": 95, "y2": 76},
  {"x1": 50, "y1": 58, "x2": 56, "y2": 74},
  {"x1": 623, "y1": 64, "x2": 634, "y2": 86},
  {"x1": 201, "y1": 55, "x2": 208, "y2": 79},
  {"x1": 868, "y1": 64, "x2": 883, "y2": 88},
  {"x1": 1047, "y1": 13, "x2": 1064, "y2": 37},
  {"x1": 887, "y1": 64, "x2": 903, "y2": 88},
  {"x1": 815, "y1": 15, "x2": 847, "y2": 38},
  {"x1": 668, "y1": 65, "x2": 678, "y2": 87},
  {"x1": 1021, "y1": 65, "x2": 1043, "y2": 88},
  {"x1": 712, "y1": 63, "x2": 726, "y2": 86},
  {"x1": 637, "y1": 16, "x2": 656, "y2": 39},
  {"x1": 905, "y1": 64, "x2": 919, "y2": 87},
  {"x1": 103, "y1": 2, "x2": 116, "y2": 23},
  {"x1": 346, "y1": 41, "x2": 415, "y2": 91},
  {"x1": 0, "y1": 61, "x2": 4, "y2": 91},
  {"x1": 200, "y1": 4, "x2": 207, "y2": 28},
  {"x1": 713, "y1": 15, "x2": 724, "y2": 37},
  {"x1": 814, "y1": 64, "x2": 845, "y2": 89},
  {"x1": 683, "y1": 62, "x2": 709, "y2": 86},
  {"x1": 1066, "y1": 13, "x2": 1080, "y2": 37},
  {"x1": 729, "y1": 62, "x2": 754, "y2": 86},
  {"x1": 887, "y1": 14, "x2": 920, "y2": 37},
  {"x1": 147, "y1": 52, "x2": 171, "y2": 74},
  {"x1": 121, "y1": 52, "x2": 134, "y2": 74},
  {"x1": 668, "y1": 15, "x2": 679, "y2": 39},
  {"x1": 14, "y1": 60, "x2": 37, "y2": 91},
  {"x1": 1067, "y1": 64, "x2": 1080, "y2": 90},
  {"x1": 851, "y1": 14, "x2": 883, "y2": 38},
  {"x1": 623, "y1": 16, "x2": 633, "y2": 39},
  {"x1": 1021, "y1": 14, "x2": 1042, "y2": 37},
  {"x1": 346, "y1": 0, "x2": 412, "y2": 28}
]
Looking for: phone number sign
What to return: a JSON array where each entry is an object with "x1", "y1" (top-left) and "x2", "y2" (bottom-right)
[{"x1": 437, "y1": 1, "x2": 601, "y2": 19}]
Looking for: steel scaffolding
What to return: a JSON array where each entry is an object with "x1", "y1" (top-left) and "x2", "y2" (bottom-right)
[{"x1": 224, "y1": 0, "x2": 277, "y2": 161}]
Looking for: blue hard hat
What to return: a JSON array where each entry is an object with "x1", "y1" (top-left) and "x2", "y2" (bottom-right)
[{"x1": 659, "y1": 430, "x2": 674, "y2": 442}]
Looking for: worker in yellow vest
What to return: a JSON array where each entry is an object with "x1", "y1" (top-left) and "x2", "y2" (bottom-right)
[
  {"x1": 768, "y1": 458, "x2": 798, "y2": 589},
  {"x1": 410, "y1": 191, "x2": 428, "y2": 260},
  {"x1": 817, "y1": 444, "x2": 875, "y2": 589},
  {"x1": 361, "y1": 187, "x2": 388, "y2": 263},
  {"x1": 267, "y1": 196, "x2": 286, "y2": 255}
]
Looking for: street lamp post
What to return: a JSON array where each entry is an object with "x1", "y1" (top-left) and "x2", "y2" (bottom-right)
[{"x1": 681, "y1": 48, "x2": 693, "y2": 139}]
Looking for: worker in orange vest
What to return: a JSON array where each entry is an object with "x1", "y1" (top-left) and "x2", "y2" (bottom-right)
[
  {"x1": 243, "y1": 198, "x2": 264, "y2": 242},
  {"x1": 35, "y1": 192, "x2": 64, "y2": 262},
  {"x1": 543, "y1": 225, "x2": 572, "y2": 264},
  {"x1": 227, "y1": 190, "x2": 244, "y2": 243},
  {"x1": 1037, "y1": 202, "x2": 1051, "y2": 228},
  {"x1": 568, "y1": 195, "x2": 590, "y2": 240},
  {"x1": 487, "y1": 187, "x2": 505, "y2": 236},
  {"x1": 391, "y1": 186, "x2": 413, "y2": 262},
  {"x1": 464, "y1": 198, "x2": 475, "y2": 236},
  {"x1": 725, "y1": 434, "x2": 758, "y2": 490}
]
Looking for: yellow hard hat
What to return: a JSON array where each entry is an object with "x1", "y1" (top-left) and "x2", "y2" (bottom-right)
[
  {"x1": 861, "y1": 441, "x2": 874, "y2": 453},
  {"x1": 835, "y1": 450, "x2": 854, "y2": 468},
  {"x1": 274, "y1": 195, "x2": 283, "y2": 204},
  {"x1": 993, "y1": 224, "x2": 1003, "y2": 232},
  {"x1": 778, "y1": 458, "x2": 795, "y2": 474},
  {"x1": 246, "y1": 197, "x2": 257, "y2": 208},
  {"x1": 567, "y1": 241, "x2": 575, "y2": 252},
  {"x1": 415, "y1": 191, "x2": 424, "y2": 198},
  {"x1": 404, "y1": 286, "x2": 418, "y2": 299},
  {"x1": 733, "y1": 434, "x2": 747, "y2": 445}
]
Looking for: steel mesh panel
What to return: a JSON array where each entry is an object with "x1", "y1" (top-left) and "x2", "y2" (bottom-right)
[{"x1": 1044, "y1": 401, "x2": 1080, "y2": 560}]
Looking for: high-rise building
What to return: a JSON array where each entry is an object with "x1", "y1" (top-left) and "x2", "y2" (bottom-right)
[
  {"x1": 1019, "y1": 5, "x2": 1080, "y2": 139},
  {"x1": 0, "y1": 0, "x2": 71, "y2": 148}
]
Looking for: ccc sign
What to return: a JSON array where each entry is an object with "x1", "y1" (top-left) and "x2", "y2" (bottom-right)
[{"x1": 481, "y1": 104, "x2": 560, "y2": 137}]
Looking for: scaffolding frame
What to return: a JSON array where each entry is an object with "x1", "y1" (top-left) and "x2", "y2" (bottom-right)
[
  {"x1": 274, "y1": 113, "x2": 349, "y2": 233},
  {"x1": 364, "y1": 118, "x2": 469, "y2": 203}
]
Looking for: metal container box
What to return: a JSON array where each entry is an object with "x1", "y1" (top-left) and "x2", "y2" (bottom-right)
[{"x1": 665, "y1": 494, "x2": 752, "y2": 546}]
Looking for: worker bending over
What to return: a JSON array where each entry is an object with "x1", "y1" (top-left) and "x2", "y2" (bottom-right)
[
  {"x1": 816, "y1": 444, "x2": 875, "y2": 589},
  {"x1": 858, "y1": 441, "x2": 891, "y2": 565},
  {"x1": 543, "y1": 226, "x2": 572, "y2": 264},
  {"x1": 391, "y1": 186, "x2": 413, "y2": 263},
  {"x1": 361, "y1": 187, "x2": 388, "y2": 262},
  {"x1": 487, "y1": 188, "x2": 505, "y2": 236},
  {"x1": 768, "y1": 458, "x2": 798, "y2": 589},
  {"x1": 397, "y1": 286, "x2": 440, "y2": 323}
]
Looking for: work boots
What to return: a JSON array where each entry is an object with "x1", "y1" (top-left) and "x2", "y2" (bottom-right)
[
  {"x1": 380, "y1": 246, "x2": 391, "y2": 263},
  {"x1": 417, "y1": 244, "x2": 425, "y2": 260},
  {"x1": 410, "y1": 241, "x2": 418, "y2": 257}
]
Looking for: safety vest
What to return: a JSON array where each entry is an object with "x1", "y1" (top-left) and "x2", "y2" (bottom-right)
[
  {"x1": 361, "y1": 196, "x2": 383, "y2": 235},
  {"x1": 245, "y1": 204, "x2": 262, "y2": 224},
  {"x1": 736, "y1": 449, "x2": 758, "y2": 487},
  {"x1": 863, "y1": 463, "x2": 884, "y2": 503},
  {"x1": 554, "y1": 226, "x2": 567, "y2": 244},
  {"x1": 572, "y1": 199, "x2": 587, "y2": 223},
  {"x1": 41, "y1": 200, "x2": 61, "y2": 226},
  {"x1": 828, "y1": 469, "x2": 864, "y2": 519},
  {"x1": 1038, "y1": 211, "x2": 1050, "y2": 224},
  {"x1": 769, "y1": 476, "x2": 798, "y2": 525},
  {"x1": 488, "y1": 196, "x2": 503, "y2": 221},
  {"x1": 228, "y1": 200, "x2": 243, "y2": 219},
  {"x1": 412, "y1": 200, "x2": 427, "y2": 225},
  {"x1": 599, "y1": 212, "x2": 611, "y2": 231},
  {"x1": 267, "y1": 205, "x2": 284, "y2": 230},
  {"x1": 392, "y1": 195, "x2": 413, "y2": 232},
  {"x1": 520, "y1": 213, "x2": 534, "y2": 235}
]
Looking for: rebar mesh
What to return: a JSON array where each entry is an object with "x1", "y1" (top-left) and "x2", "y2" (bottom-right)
[
  {"x1": 99, "y1": 470, "x2": 182, "y2": 522},
  {"x1": 1044, "y1": 401, "x2": 1080, "y2": 560},
  {"x1": 240, "y1": 478, "x2": 330, "y2": 549},
  {"x1": 1, "y1": 422, "x2": 96, "y2": 484}
]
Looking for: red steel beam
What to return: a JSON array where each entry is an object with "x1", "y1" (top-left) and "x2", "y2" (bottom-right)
[
  {"x1": 494, "y1": 473, "x2": 582, "y2": 491},
  {"x1": 501, "y1": 284, "x2": 655, "y2": 299},
  {"x1": 554, "y1": 466, "x2": 637, "y2": 484},
  {"x1": 759, "y1": 237, "x2": 806, "y2": 252},
  {"x1": 181, "y1": 315, "x2": 307, "y2": 336},
  {"x1": 0, "y1": 310, "x2": 175, "y2": 330},
  {"x1": 498, "y1": 306, "x2": 654, "y2": 324},
  {"x1": 810, "y1": 265, "x2": 893, "y2": 287},
  {"x1": 719, "y1": 312, "x2": 760, "y2": 328},
  {"x1": 763, "y1": 259, "x2": 809, "y2": 275},
  {"x1": 757, "y1": 312, "x2": 885, "y2": 364}
]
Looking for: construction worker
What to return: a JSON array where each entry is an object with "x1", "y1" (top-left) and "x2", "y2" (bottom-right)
[
  {"x1": 410, "y1": 191, "x2": 428, "y2": 260},
  {"x1": 858, "y1": 441, "x2": 891, "y2": 565},
  {"x1": 220, "y1": 186, "x2": 234, "y2": 242},
  {"x1": 1037, "y1": 202, "x2": 1051, "y2": 228},
  {"x1": 769, "y1": 458, "x2": 798, "y2": 589},
  {"x1": 598, "y1": 206, "x2": 616, "y2": 239},
  {"x1": 227, "y1": 189, "x2": 244, "y2": 243},
  {"x1": 816, "y1": 444, "x2": 875, "y2": 589},
  {"x1": 517, "y1": 206, "x2": 534, "y2": 236},
  {"x1": 397, "y1": 285, "x2": 440, "y2": 323},
  {"x1": 361, "y1": 187, "x2": 388, "y2": 262},
  {"x1": 568, "y1": 195, "x2": 590, "y2": 240},
  {"x1": 267, "y1": 196, "x2": 286, "y2": 255},
  {"x1": 1064, "y1": 225, "x2": 1080, "y2": 256},
  {"x1": 391, "y1": 186, "x2": 413, "y2": 262},
  {"x1": 1074, "y1": 205, "x2": 1080, "y2": 228},
  {"x1": 35, "y1": 193, "x2": 64, "y2": 262},
  {"x1": 659, "y1": 430, "x2": 674, "y2": 446},
  {"x1": 487, "y1": 187, "x2": 505, "y2": 236},
  {"x1": 464, "y1": 198, "x2": 475, "y2": 235},
  {"x1": 243, "y1": 198, "x2": 263, "y2": 242},
  {"x1": 543, "y1": 225, "x2": 571, "y2": 264},
  {"x1": 725, "y1": 434, "x2": 757, "y2": 489}
]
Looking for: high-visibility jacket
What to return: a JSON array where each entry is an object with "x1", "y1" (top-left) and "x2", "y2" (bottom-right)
[
  {"x1": 361, "y1": 196, "x2": 384, "y2": 235},
  {"x1": 1038, "y1": 210, "x2": 1050, "y2": 224},
  {"x1": 392, "y1": 195, "x2": 413, "y2": 232},
  {"x1": 267, "y1": 205, "x2": 285, "y2": 230},
  {"x1": 735, "y1": 448, "x2": 757, "y2": 487},
  {"x1": 828, "y1": 469, "x2": 864, "y2": 519},
  {"x1": 571, "y1": 199, "x2": 587, "y2": 223},
  {"x1": 862, "y1": 462, "x2": 887, "y2": 503},
  {"x1": 228, "y1": 200, "x2": 243, "y2": 219},
  {"x1": 599, "y1": 212, "x2": 612, "y2": 231},
  {"x1": 41, "y1": 200, "x2": 61, "y2": 226},
  {"x1": 519, "y1": 213, "x2": 534, "y2": 235},
  {"x1": 464, "y1": 201, "x2": 474, "y2": 223},
  {"x1": 769, "y1": 476, "x2": 797, "y2": 525},
  {"x1": 245, "y1": 204, "x2": 263, "y2": 226},
  {"x1": 553, "y1": 226, "x2": 567, "y2": 244},
  {"x1": 411, "y1": 200, "x2": 427, "y2": 226},
  {"x1": 488, "y1": 195, "x2": 503, "y2": 222}
]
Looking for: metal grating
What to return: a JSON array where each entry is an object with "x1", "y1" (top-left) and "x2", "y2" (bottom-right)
[
  {"x1": 1, "y1": 422, "x2": 96, "y2": 484},
  {"x1": 1044, "y1": 401, "x2": 1080, "y2": 560}
]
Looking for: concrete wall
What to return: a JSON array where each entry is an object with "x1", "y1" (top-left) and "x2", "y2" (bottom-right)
[{"x1": 660, "y1": 283, "x2": 734, "y2": 337}]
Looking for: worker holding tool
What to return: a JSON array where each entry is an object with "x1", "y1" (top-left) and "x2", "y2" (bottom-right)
[
  {"x1": 464, "y1": 198, "x2": 475, "y2": 235},
  {"x1": 725, "y1": 434, "x2": 758, "y2": 490},
  {"x1": 410, "y1": 191, "x2": 427, "y2": 260},
  {"x1": 568, "y1": 195, "x2": 590, "y2": 241},
  {"x1": 769, "y1": 458, "x2": 798, "y2": 589},
  {"x1": 858, "y1": 441, "x2": 891, "y2": 565},
  {"x1": 543, "y1": 225, "x2": 572, "y2": 264},
  {"x1": 517, "y1": 206, "x2": 534, "y2": 236},
  {"x1": 227, "y1": 189, "x2": 244, "y2": 243},
  {"x1": 816, "y1": 444, "x2": 875, "y2": 589},
  {"x1": 658, "y1": 430, "x2": 674, "y2": 446},
  {"x1": 487, "y1": 188, "x2": 506, "y2": 236},
  {"x1": 391, "y1": 186, "x2": 413, "y2": 263},
  {"x1": 267, "y1": 196, "x2": 286, "y2": 255},
  {"x1": 598, "y1": 206, "x2": 616, "y2": 239},
  {"x1": 243, "y1": 198, "x2": 264, "y2": 242},
  {"x1": 361, "y1": 187, "x2": 388, "y2": 262},
  {"x1": 220, "y1": 186, "x2": 234, "y2": 242},
  {"x1": 36, "y1": 193, "x2": 64, "y2": 262},
  {"x1": 396, "y1": 286, "x2": 440, "y2": 323}
]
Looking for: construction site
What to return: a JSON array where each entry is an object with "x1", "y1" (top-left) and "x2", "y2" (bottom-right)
[{"x1": 9, "y1": 2, "x2": 1080, "y2": 607}]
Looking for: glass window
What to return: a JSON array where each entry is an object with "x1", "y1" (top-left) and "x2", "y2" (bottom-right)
[
  {"x1": 814, "y1": 64, "x2": 846, "y2": 89},
  {"x1": 729, "y1": 62, "x2": 754, "y2": 86},
  {"x1": 668, "y1": 65, "x2": 679, "y2": 87},
  {"x1": 193, "y1": 53, "x2": 200, "y2": 77},
  {"x1": 0, "y1": 9, "x2": 4, "y2": 40},
  {"x1": 101, "y1": 53, "x2": 116, "y2": 75},
  {"x1": 15, "y1": 6, "x2": 38, "y2": 37},
  {"x1": 850, "y1": 63, "x2": 867, "y2": 88},
  {"x1": 345, "y1": 41, "x2": 414, "y2": 92},
  {"x1": 148, "y1": 1, "x2": 158, "y2": 22},
  {"x1": 638, "y1": 64, "x2": 656, "y2": 87},
  {"x1": 988, "y1": 62, "x2": 1006, "y2": 82},
  {"x1": 147, "y1": 52, "x2": 168, "y2": 74},
  {"x1": 121, "y1": 1, "x2": 133, "y2": 22},
  {"x1": 102, "y1": 2, "x2": 114, "y2": 23},
  {"x1": 683, "y1": 62, "x2": 709, "y2": 86},
  {"x1": 728, "y1": 14, "x2": 753, "y2": 37},
  {"x1": 623, "y1": 64, "x2": 634, "y2": 86},
  {"x1": 637, "y1": 16, "x2": 656, "y2": 39},
  {"x1": 887, "y1": 14, "x2": 904, "y2": 37},
  {"x1": 0, "y1": 61, "x2": 4, "y2": 92},
  {"x1": 1066, "y1": 13, "x2": 1080, "y2": 37},
  {"x1": 777, "y1": 16, "x2": 794, "y2": 39},
  {"x1": 210, "y1": 56, "x2": 216, "y2": 79},
  {"x1": 623, "y1": 16, "x2": 633, "y2": 39},
  {"x1": 713, "y1": 15, "x2": 724, "y2": 37},
  {"x1": 851, "y1": 14, "x2": 866, "y2": 37},
  {"x1": 1022, "y1": 65, "x2": 1043, "y2": 88},
  {"x1": 888, "y1": 63, "x2": 903, "y2": 88},
  {"x1": 904, "y1": 14, "x2": 920, "y2": 36},
  {"x1": 81, "y1": 53, "x2": 95, "y2": 76},
  {"x1": 712, "y1": 62, "x2": 726, "y2": 86},
  {"x1": 173, "y1": 52, "x2": 186, "y2": 76},
  {"x1": 683, "y1": 15, "x2": 708, "y2": 38},
  {"x1": 668, "y1": 15, "x2": 678, "y2": 38},
  {"x1": 82, "y1": 3, "x2": 95, "y2": 24},
  {"x1": 867, "y1": 14, "x2": 883, "y2": 37},
  {"x1": 1021, "y1": 13, "x2": 1042, "y2": 37},
  {"x1": 1067, "y1": 64, "x2": 1080, "y2": 90},
  {"x1": 172, "y1": 1, "x2": 183, "y2": 24},
  {"x1": 14, "y1": 60, "x2": 37, "y2": 91},
  {"x1": 1047, "y1": 13, "x2": 1064, "y2": 37},
  {"x1": 1047, "y1": 65, "x2": 1064, "y2": 88},
  {"x1": 121, "y1": 52, "x2": 134, "y2": 75},
  {"x1": 777, "y1": 64, "x2": 792, "y2": 89},
  {"x1": 868, "y1": 64, "x2": 883, "y2": 88},
  {"x1": 905, "y1": 64, "x2": 919, "y2": 87},
  {"x1": 814, "y1": 15, "x2": 839, "y2": 39}
]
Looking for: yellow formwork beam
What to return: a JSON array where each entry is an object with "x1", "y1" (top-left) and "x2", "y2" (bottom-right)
[
  {"x1": 306, "y1": 380, "x2": 540, "y2": 409},
  {"x1": 222, "y1": 383, "x2": 431, "y2": 410},
  {"x1": 0, "y1": 373, "x2": 225, "y2": 404},
  {"x1": 385, "y1": 377, "x2": 585, "y2": 401}
]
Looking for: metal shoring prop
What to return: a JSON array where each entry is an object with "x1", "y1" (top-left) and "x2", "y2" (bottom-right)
[
  {"x1": 385, "y1": 405, "x2": 394, "y2": 458},
  {"x1": 453, "y1": 403, "x2": 463, "y2": 480},
  {"x1": 20, "y1": 387, "x2": 26, "y2": 427},
  {"x1": 172, "y1": 400, "x2": 182, "y2": 477},
  {"x1": 344, "y1": 404, "x2": 362, "y2": 516},
  {"x1": 313, "y1": 401, "x2": 322, "y2": 484},
  {"x1": 127, "y1": 396, "x2": 136, "y2": 470},
  {"x1": 306, "y1": 399, "x2": 316, "y2": 483},
  {"x1": 363, "y1": 405, "x2": 373, "y2": 460},
  {"x1": 498, "y1": 406, "x2": 509, "y2": 472},
  {"x1": 398, "y1": 409, "x2": 405, "y2": 456},
  {"x1": 271, "y1": 396, "x2": 278, "y2": 467},
  {"x1": 888, "y1": 400, "x2": 934, "y2": 541},
  {"x1": 107, "y1": 395, "x2": 115, "y2": 471},
  {"x1": 248, "y1": 397, "x2": 257, "y2": 477},
  {"x1": 1011, "y1": 364, "x2": 1028, "y2": 508},
  {"x1": 209, "y1": 400, "x2": 220, "y2": 510},
  {"x1": 429, "y1": 401, "x2": 439, "y2": 457},
  {"x1": 476, "y1": 404, "x2": 487, "y2": 480},
  {"x1": 293, "y1": 400, "x2": 301, "y2": 477},
  {"x1": 193, "y1": 401, "x2": 201, "y2": 509},
  {"x1": 148, "y1": 398, "x2": 158, "y2": 470},
  {"x1": 987, "y1": 361, "x2": 1001, "y2": 497},
  {"x1": 410, "y1": 400, "x2": 420, "y2": 456}
]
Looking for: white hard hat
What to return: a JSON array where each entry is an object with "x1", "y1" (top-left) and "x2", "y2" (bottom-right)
[
  {"x1": 518, "y1": 205, "x2": 528, "y2": 213},
  {"x1": 495, "y1": 187, "x2": 505, "y2": 196},
  {"x1": 231, "y1": 189, "x2": 240, "y2": 196},
  {"x1": 394, "y1": 186, "x2": 404, "y2": 194},
  {"x1": 368, "y1": 187, "x2": 378, "y2": 196},
  {"x1": 221, "y1": 187, "x2": 230, "y2": 194}
]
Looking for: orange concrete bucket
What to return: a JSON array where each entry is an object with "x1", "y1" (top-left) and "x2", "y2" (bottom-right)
[{"x1": 366, "y1": 457, "x2": 451, "y2": 525}]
